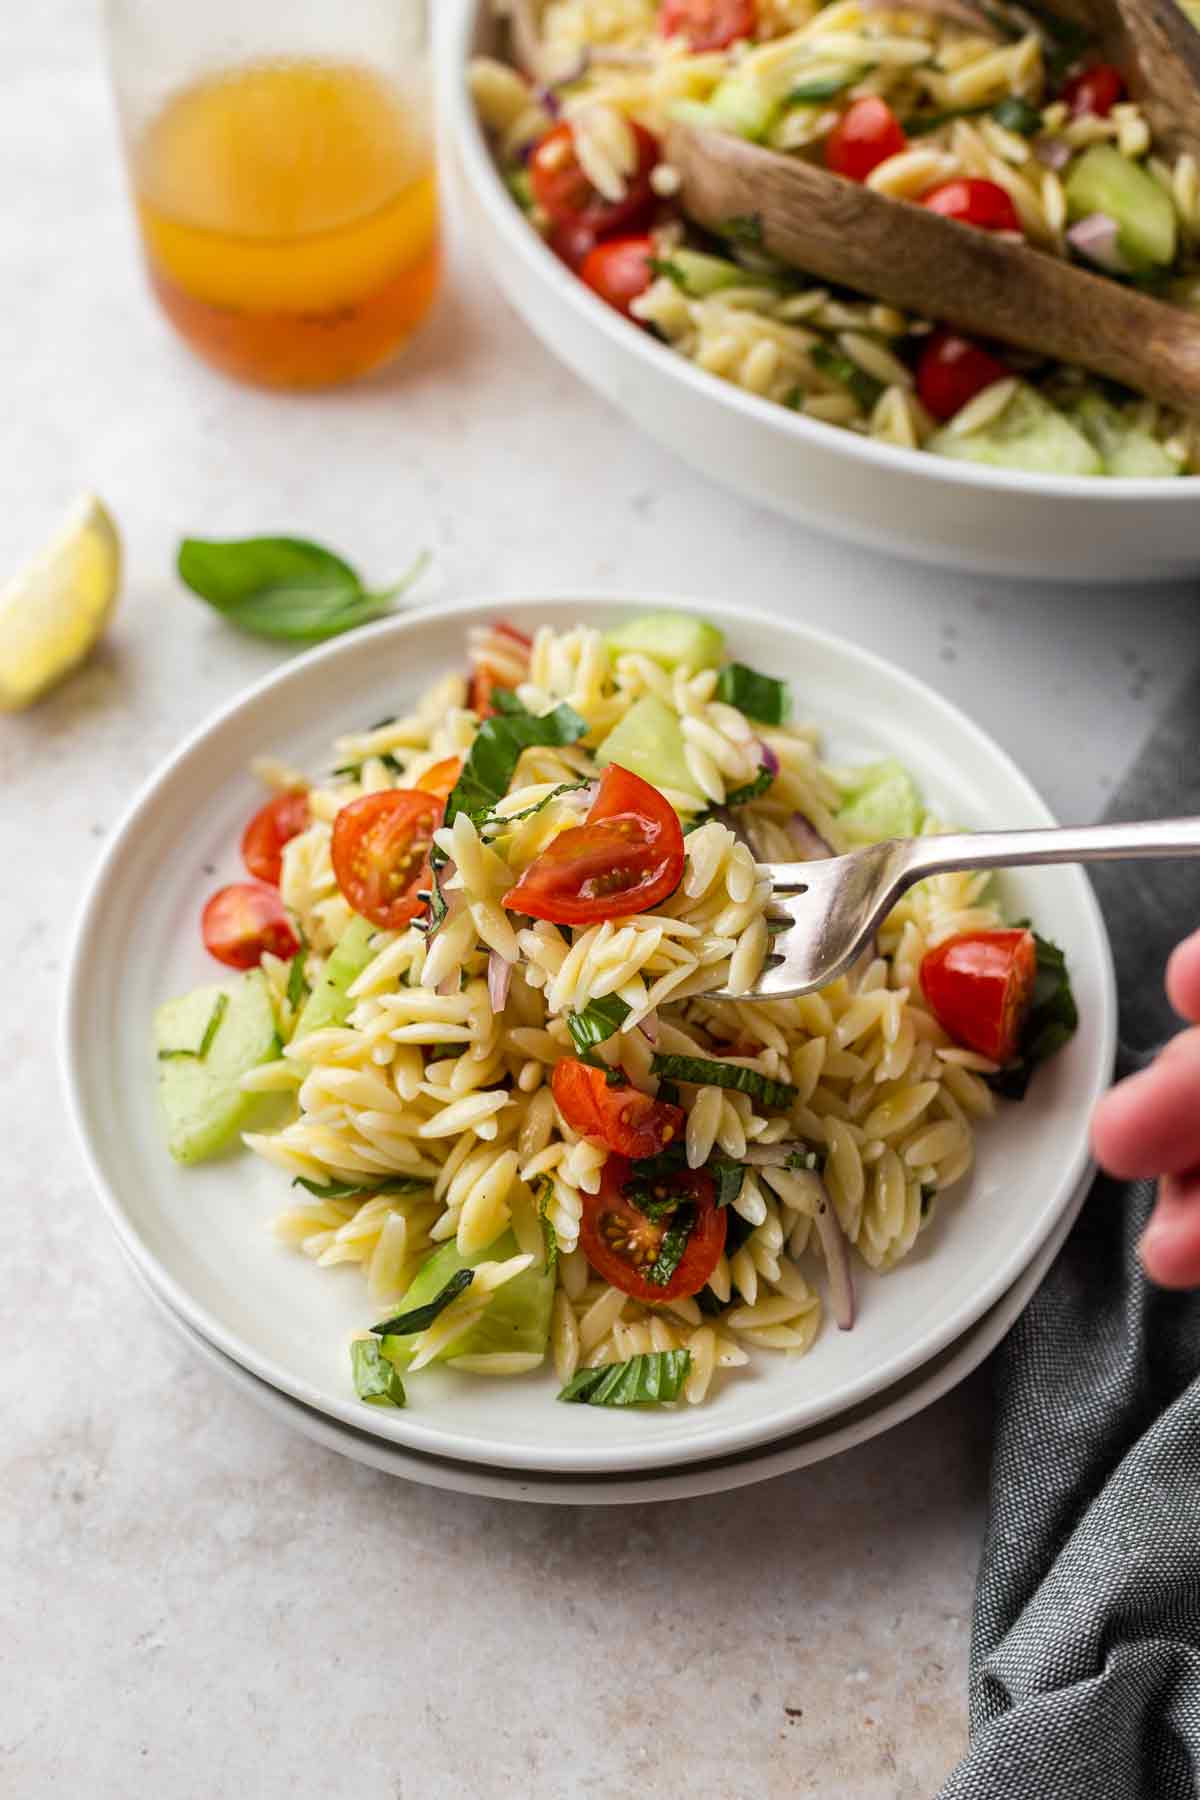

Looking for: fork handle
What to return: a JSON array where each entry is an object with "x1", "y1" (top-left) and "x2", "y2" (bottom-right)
[{"x1": 902, "y1": 816, "x2": 1200, "y2": 882}]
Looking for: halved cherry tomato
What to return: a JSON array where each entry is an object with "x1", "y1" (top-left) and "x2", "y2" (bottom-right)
[
  {"x1": 202, "y1": 882, "x2": 300, "y2": 969},
  {"x1": 415, "y1": 757, "x2": 463, "y2": 802},
  {"x1": 581, "y1": 1156, "x2": 726, "y2": 1302},
  {"x1": 529, "y1": 120, "x2": 659, "y2": 236},
  {"x1": 331, "y1": 789, "x2": 443, "y2": 931},
  {"x1": 240, "y1": 790, "x2": 310, "y2": 887},
  {"x1": 824, "y1": 97, "x2": 907, "y2": 182},
  {"x1": 502, "y1": 764, "x2": 685, "y2": 924},
  {"x1": 658, "y1": 0, "x2": 756, "y2": 52},
  {"x1": 921, "y1": 927, "x2": 1037, "y2": 1063},
  {"x1": 549, "y1": 219, "x2": 598, "y2": 270},
  {"x1": 552, "y1": 1058, "x2": 686, "y2": 1158},
  {"x1": 915, "y1": 329, "x2": 1009, "y2": 422},
  {"x1": 580, "y1": 234, "x2": 655, "y2": 318},
  {"x1": 1062, "y1": 63, "x2": 1124, "y2": 117},
  {"x1": 922, "y1": 177, "x2": 1022, "y2": 234}
]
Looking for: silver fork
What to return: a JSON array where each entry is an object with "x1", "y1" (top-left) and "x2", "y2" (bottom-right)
[{"x1": 710, "y1": 817, "x2": 1200, "y2": 1000}]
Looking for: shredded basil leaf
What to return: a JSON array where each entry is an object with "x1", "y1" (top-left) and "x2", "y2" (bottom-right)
[
  {"x1": 990, "y1": 95, "x2": 1042, "y2": 135},
  {"x1": 286, "y1": 947, "x2": 309, "y2": 1011},
  {"x1": 177, "y1": 537, "x2": 429, "y2": 643},
  {"x1": 291, "y1": 1175, "x2": 431, "y2": 1201},
  {"x1": 370, "y1": 1268, "x2": 474, "y2": 1338},
  {"x1": 787, "y1": 69, "x2": 865, "y2": 101},
  {"x1": 987, "y1": 931, "x2": 1078, "y2": 1101},
  {"x1": 648, "y1": 1203, "x2": 695, "y2": 1286},
  {"x1": 785, "y1": 1148, "x2": 825, "y2": 1173},
  {"x1": 351, "y1": 1338, "x2": 407, "y2": 1408},
  {"x1": 708, "y1": 1156, "x2": 746, "y2": 1208},
  {"x1": 715, "y1": 663, "x2": 792, "y2": 726},
  {"x1": 566, "y1": 994, "x2": 632, "y2": 1059},
  {"x1": 157, "y1": 991, "x2": 228, "y2": 1060},
  {"x1": 685, "y1": 763, "x2": 776, "y2": 833},
  {"x1": 477, "y1": 780, "x2": 591, "y2": 833},
  {"x1": 810, "y1": 343, "x2": 885, "y2": 414},
  {"x1": 650, "y1": 1052, "x2": 797, "y2": 1109},
  {"x1": 558, "y1": 1349, "x2": 692, "y2": 1406}
]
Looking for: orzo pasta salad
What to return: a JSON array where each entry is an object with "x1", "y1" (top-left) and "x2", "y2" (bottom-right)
[
  {"x1": 154, "y1": 612, "x2": 1076, "y2": 1412},
  {"x1": 470, "y1": 0, "x2": 1200, "y2": 474}
]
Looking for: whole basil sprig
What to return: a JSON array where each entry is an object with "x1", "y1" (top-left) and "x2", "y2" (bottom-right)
[{"x1": 176, "y1": 535, "x2": 429, "y2": 643}]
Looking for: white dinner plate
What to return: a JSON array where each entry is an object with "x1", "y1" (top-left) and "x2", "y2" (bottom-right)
[
  {"x1": 122, "y1": 1162, "x2": 1090, "y2": 1504},
  {"x1": 449, "y1": 0, "x2": 1200, "y2": 583},
  {"x1": 61, "y1": 593, "x2": 1116, "y2": 1474}
]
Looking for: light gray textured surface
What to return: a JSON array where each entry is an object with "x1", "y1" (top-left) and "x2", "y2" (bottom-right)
[{"x1": 4, "y1": 2, "x2": 1200, "y2": 1795}]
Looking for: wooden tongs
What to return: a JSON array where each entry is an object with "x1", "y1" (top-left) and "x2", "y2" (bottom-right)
[{"x1": 666, "y1": 0, "x2": 1200, "y2": 409}]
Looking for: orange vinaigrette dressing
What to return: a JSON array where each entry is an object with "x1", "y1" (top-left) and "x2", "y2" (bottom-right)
[{"x1": 133, "y1": 58, "x2": 439, "y2": 388}]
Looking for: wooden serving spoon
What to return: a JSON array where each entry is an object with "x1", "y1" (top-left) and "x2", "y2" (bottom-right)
[{"x1": 665, "y1": 119, "x2": 1200, "y2": 410}]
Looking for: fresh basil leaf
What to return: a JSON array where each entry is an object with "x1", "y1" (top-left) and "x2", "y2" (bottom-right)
[
  {"x1": 157, "y1": 991, "x2": 228, "y2": 1060},
  {"x1": 370, "y1": 1267, "x2": 474, "y2": 1338},
  {"x1": 286, "y1": 947, "x2": 309, "y2": 1011},
  {"x1": 351, "y1": 1338, "x2": 407, "y2": 1408},
  {"x1": 708, "y1": 1156, "x2": 745, "y2": 1208},
  {"x1": 648, "y1": 1203, "x2": 695, "y2": 1286},
  {"x1": 332, "y1": 750, "x2": 407, "y2": 782},
  {"x1": 991, "y1": 95, "x2": 1042, "y2": 135},
  {"x1": 566, "y1": 994, "x2": 632, "y2": 1058},
  {"x1": 905, "y1": 101, "x2": 992, "y2": 135},
  {"x1": 558, "y1": 1349, "x2": 692, "y2": 1406},
  {"x1": 292, "y1": 1175, "x2": 431, "y2": 1201},
  {"x1": 714, "y1": 662, "x2": 792, "y2": 726},
  {"x1": 787, "y1": 69, "x2": 864, "y2": 101},
  {"x1": 177, "y1": 536, "x2": 428, "y2": 644},
  {"x1": 785, "y1": 1148, "x2": 825, "y2": 1173},
  {"x1": 650, "y1": 1052, "x2": 797, "y2": 1109},
  {"x1": 987, "y1": 932, "x2": 1078, "y2": 1101},
  {"x1": 686, "y1": 763, "x2": 776, "y2": 833},
  {"x1": 720, "y1": 213, "x2": 764, "y2": 247},
  {"x1": 442, "y1": 696, "x2": 590, "y2": 835},
  {"x1": 810, "y1": 343, "x2": 885, "y2": 414}
]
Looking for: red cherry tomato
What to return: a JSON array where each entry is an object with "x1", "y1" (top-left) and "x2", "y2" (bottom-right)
[
  {"x1": 1062, "y1": 63, "x2": 1124, "y2": 117},
  {"x1": 824, "y1": 97, "x2": 907, "y2": 182},
  {"x1": 549, "y1": 219, "x2": 598, "y2": 270},
  {"x1": 415, "y1": 757, "x2": 463, "y2": 802},
  {"x1": 658, "y1": 0, "x2": 756, "y2": 51},
  {"x1": 921, "y1": 927, "x2": 1037, "y2": 1063},
  {"x1": 529, "y1": 120, "x2": 659, "y2": 236},
  {"x1": 921, "y1": 177, "x2": 1022, "y2": 234},
  {"x1": 202, "y1": 882, "x2": 299, "y2": 970},
  {"x1": 579, "y1": 234, "x2": 656, "y2": 318},
  {"x1": 552, "y1": 1058, "x2": 686, "y2": 1159},
  {"x1": 330, "y1": 789, "x2": 443, "y2": 931},
  {"x1": 502, "y1": 764, "x2": 686, "y2": 925},
  {"x1": 240, "y1": 790, "x2": 310, "y2": 887},
  {"x1": 580, "y1": 1156, "x2": 726, "y2": 1302},
  {"x1": 915, "y1": 329, "x2": 1010, "y2": 422}
]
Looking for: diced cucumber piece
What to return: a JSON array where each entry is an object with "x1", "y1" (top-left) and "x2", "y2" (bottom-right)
[
  {"x1": 292, "y1": 915, "x2": 377, "y2": 1039},
  {"x1": 1065, "y1": 146, "x2": 1177, "y2": 270},
  {"x1": 655, "y1": 248, "x2": 772, "y2": 298},
  {"x1": 380, "y1": 1233, "x2": 553, "y2": 1370},
  {"x1": 605, "y1": 610, "x2": 725, "y2": 671},
  {"x1": 594, "y1": 693, "x2": 704, "y2": 805},
  {"x1": 837, "y1": 759, "x2": 922, "y2": 845},
  {"x1": 928, "y1": 382, "x2": 1103, "y2": 476},
  {"x1": 671, "y1": 80, "x2": 777, "y2": 142},
  {"x1": 1061, "y1": 391, "x2": 1184, "y2": 478},
  {"x1": 155, "y1": 970, "x2": 279, "y2": 1164}
]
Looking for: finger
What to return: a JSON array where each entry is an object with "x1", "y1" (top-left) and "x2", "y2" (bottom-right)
[
  {"x1": 1139, "y1": 1166, "x2": 1200, "y2": 1289},
  {"x1": 1166, "y1": 928, "x2": 1200, "y2": 1025},
  {"x1": 1090, "y1": 1029, "x2": 1200, "y2": 1179}
]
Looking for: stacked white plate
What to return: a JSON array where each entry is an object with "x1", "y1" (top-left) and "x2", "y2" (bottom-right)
[{"x1": 61, "y1": 595, "x2": 1116, "y2": 1503}]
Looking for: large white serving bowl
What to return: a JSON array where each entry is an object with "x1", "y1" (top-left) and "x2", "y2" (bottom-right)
[
  {"x1": 62, "y1": 593, "x2": 1115, "y2": 1475},
  {"x1": 120, "y1": 1163, "x2": 1090, "y2": 1505},
  {"x1": 449, "y1": 0, "x2": 1200, "y2": 583}
]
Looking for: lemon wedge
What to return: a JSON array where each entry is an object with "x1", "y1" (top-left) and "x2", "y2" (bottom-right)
[{"x1": 0, "y1": 495, "x2": 122, "y2": 709}]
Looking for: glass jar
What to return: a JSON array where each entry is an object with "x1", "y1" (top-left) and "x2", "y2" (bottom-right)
[{"x1": 104, "y1": 0, "x2": 438, "y2": 389}]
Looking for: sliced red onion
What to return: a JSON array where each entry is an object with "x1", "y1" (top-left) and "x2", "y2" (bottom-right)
[
  {"x1": 790, "y1": 811, "x2": 835, "y2": 860},
  {"x1": 754, "y1": 738, "x2": 780, "y2": 779},
  {"x1": 1066, "y1": 213, "x2": 1133, "y2": 275},
  {"x1": 488, "y1": 950, "x2": 514, "y2": 1014},
  {"x1": 533, "y1": 84, "x2": 562, "y2": 115},
  {"x1": 636, "y1": 1010, "x2": 659, "y2": 1044},
  {"x1": 1033, "y1": 135, "x2": 1072, "y2": 171},
  {"x1": 812, "y1": 1180, "x2": 856, "y2": 1330}
]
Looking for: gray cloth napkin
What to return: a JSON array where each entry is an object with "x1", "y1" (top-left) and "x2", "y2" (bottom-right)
[{"x1": 937, "y1": 667, "x2": 1200, "y2": 1800}]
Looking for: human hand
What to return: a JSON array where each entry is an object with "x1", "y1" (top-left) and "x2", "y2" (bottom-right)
[{"x1": 1091, "y1": 928, "x2": 1200, "y2": 1287}]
